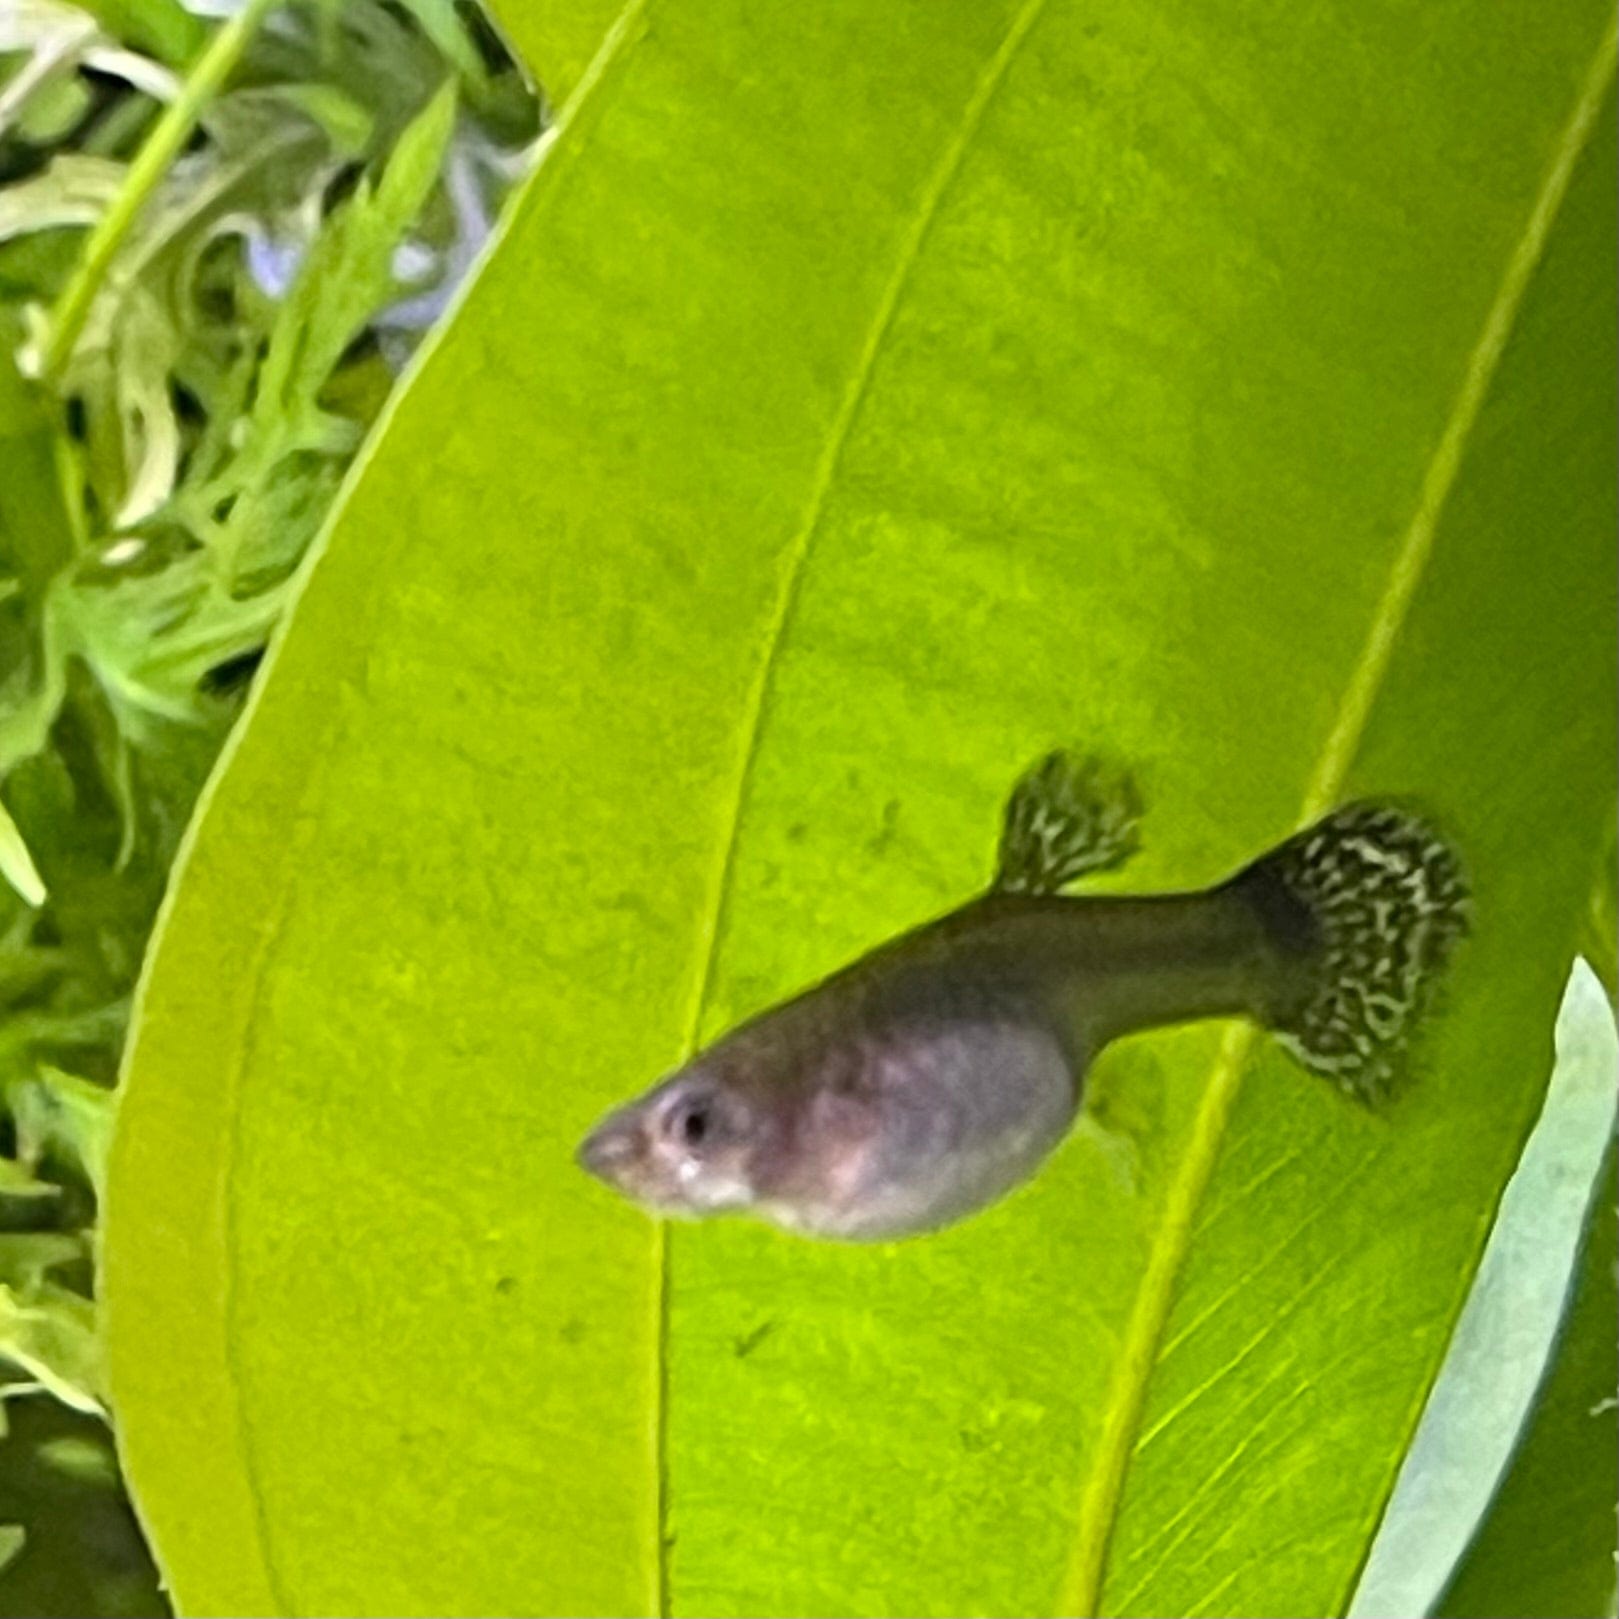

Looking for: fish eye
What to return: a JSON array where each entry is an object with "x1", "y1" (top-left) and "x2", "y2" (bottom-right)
[{"x1": 666, "y1": 1095, "x2": 713, "y2": 1150}]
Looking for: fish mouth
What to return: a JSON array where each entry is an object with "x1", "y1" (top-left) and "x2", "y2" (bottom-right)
[
  {"x1": 575, "y1": 1121, "x2": 639, "y2": 1187},
  {"x1": 576, "y1": 1121, "x2": 696, "y2": 1215}
]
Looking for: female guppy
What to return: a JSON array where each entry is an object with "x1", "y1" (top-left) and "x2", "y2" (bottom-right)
[{"x1": 576, "y1": 752, "x2": 1468, "y2": 1240}]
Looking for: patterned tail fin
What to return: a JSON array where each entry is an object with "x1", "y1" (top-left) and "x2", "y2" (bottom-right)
[{"x1": 1233, "y1": 802, "x2": 1470, "y2": 1105}]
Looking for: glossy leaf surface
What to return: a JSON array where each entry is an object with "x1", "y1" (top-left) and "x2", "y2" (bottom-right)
[{"x1": 104, "y1": 3, "x2": 1619, "y2": 1614}]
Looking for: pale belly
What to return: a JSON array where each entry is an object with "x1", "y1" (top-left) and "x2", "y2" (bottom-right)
[{"x1": 763, "y1": 1019, "x2": 1082, "y2": 1241}]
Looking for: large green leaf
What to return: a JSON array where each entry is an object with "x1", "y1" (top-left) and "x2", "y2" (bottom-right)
[
  {"x1": 1579, "y1": 819, "x2": 1617, "y2": 1000},
  {"x1": 103, "y1": 2, "x2": 1618, "y2": 1615},
  {"x1": 497, "y1": 0, "x2": 618, "y2": 104}
]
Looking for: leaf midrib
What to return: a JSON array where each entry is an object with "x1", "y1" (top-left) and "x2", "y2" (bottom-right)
[
  {"x1": 656, "y1": 0, "x2": 1055, "y2": 1612},
  {"x1": 1059, "y1": 19, "x2": 1619, "y2": 1616}
]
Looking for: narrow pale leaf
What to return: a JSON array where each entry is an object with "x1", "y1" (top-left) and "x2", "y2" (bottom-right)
[
  {"x1": 0, "y1": 804, "x2": 47, "y2": 910},
  {"x1": 0, "y1": 1243, "x2": 103, "y2": 1415},
  {"x1": 0, "y1": 155, "x2": 124, "y2": 244},
  {"x1": 8, "y1": 1065, "x2": 115, "y2": 1201},
  {"x1": 252, "y1": 79, "x2": 457, "y2": 428},
  {"x1": 1437, "y1": 1147, "x2": 1619, "y2": 1619},
  {"x1": 1352, "y1": 962, "x2": 1619, "y2": 1618}
]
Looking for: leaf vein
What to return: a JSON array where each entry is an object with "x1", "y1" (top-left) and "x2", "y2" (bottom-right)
[
  {"x1": 657, "y1": 1, "x2": 1055, "y2": 1611},
  {"x1": 1150, "y1": 1148, "x2": 1378, "y2": 1376},
  {"x1": 1060, "y1": 19, "x2": 1617, "y2": 1609},
  {"x1": 1110, "y1": 1363, "x2": 1316, "y2": 1612}
]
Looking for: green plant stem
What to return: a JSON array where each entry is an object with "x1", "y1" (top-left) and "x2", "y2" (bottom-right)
[{"x1": 39, "y1": 0, "x2": 279, "y2": 383}]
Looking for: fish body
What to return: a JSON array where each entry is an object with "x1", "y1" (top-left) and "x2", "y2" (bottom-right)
[{"x1": 577, "y1": 755, "x2": 1467, "y2": 1241}]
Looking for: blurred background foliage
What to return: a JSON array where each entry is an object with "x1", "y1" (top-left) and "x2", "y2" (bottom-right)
[{"x1": 0, "y1": 0, "x2": 539, "y2": 1607}]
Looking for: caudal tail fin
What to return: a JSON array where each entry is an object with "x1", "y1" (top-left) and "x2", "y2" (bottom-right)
[{"x1": 1233, "y1": 802, "x2": 1470, "y2": 1106}]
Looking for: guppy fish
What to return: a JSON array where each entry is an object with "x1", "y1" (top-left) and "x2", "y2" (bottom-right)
[{"x1": 576, "y1": 752, "x2": 1468, "y2": 1241}]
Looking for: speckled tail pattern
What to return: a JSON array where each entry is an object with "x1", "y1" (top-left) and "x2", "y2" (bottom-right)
[{"x1": 1251, "y1": 802, "x2": 1470, "y2": 1105}]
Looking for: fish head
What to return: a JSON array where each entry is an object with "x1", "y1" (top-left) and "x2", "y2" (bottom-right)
[{"x1": 576, "y1": 1067, "x2": 766, "y2": 1218}]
